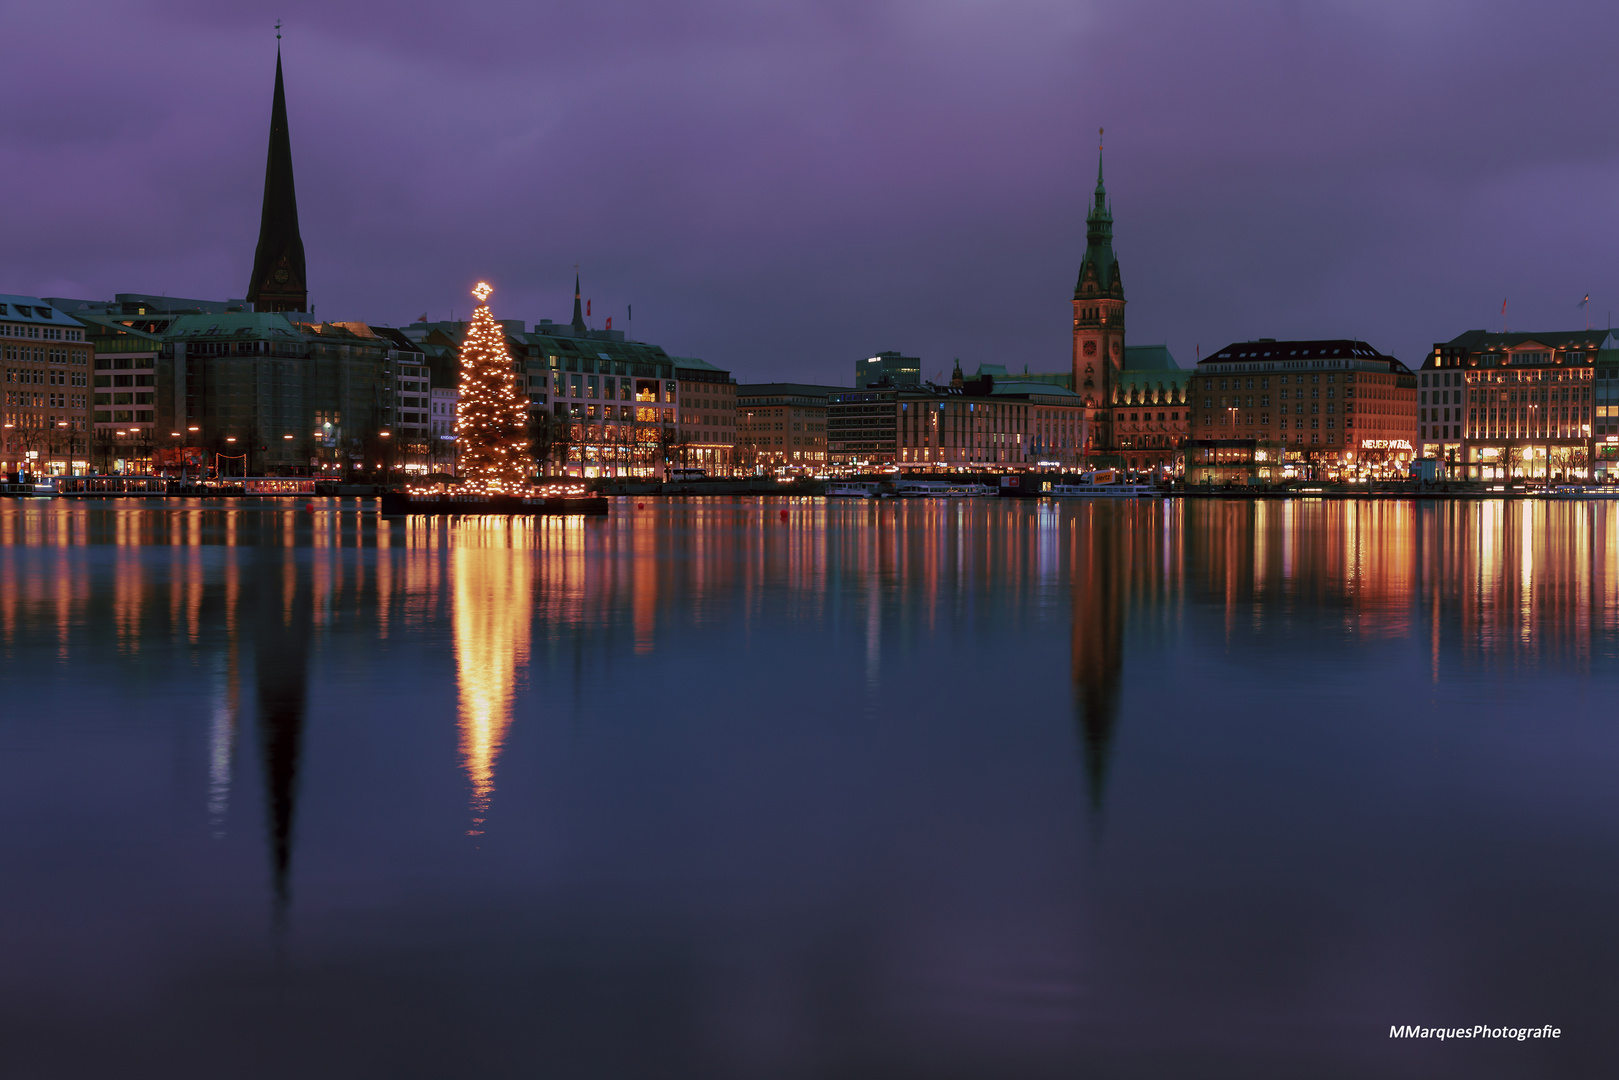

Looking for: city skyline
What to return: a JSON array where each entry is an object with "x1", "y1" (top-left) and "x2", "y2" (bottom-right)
[{"x1": 2, "y1": 2, "x2": 1617, "y2": 386}]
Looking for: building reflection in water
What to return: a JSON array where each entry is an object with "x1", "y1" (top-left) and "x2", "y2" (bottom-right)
[
  {"x1": 207, "y1": 543, "x2": 242, "y2": 840},
  {"x1": 451, "y1": 520, "x2": 534, "y2": 836},
  {"x1": 15, "y1": 497, "x2": 1619, "y2": 920}
]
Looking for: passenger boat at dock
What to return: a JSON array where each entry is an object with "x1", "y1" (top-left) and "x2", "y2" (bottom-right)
[
  {"x1": 894, "y1": 480, "x2": 996, "y2": 498},
  {"x1": 1548, "y1": 485, "x2": 1619, "y2": 500},
  {"x1": 825, "y1": 481, "x2": 886, "y2": 498},
  {"x1": 1046, "y1": 469, "x2": 1157, "y2": 498}
]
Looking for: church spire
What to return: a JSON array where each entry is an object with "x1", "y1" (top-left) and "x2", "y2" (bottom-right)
[
  {"x1": 246, "y1": 40, "x2": 308, "y2": 313},
  {"x1": 570, "y1": 272, "x2": 586, "y2": 332}
]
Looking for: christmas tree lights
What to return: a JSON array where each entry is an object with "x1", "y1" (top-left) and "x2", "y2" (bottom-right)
[{"x1": 453, "y1": 281, "x2": 531, "y2": 492}]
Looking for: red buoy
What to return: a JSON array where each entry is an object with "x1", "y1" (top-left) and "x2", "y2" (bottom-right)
[
  {"x1": 637, "y1": 502, "x2": 645, "y2": 509},
  {"x1": 305, "y1": 502, "x2": 315, "y2": 512},
  {"x1": 779, "y1": 508, "x2": 789, "y2": 521}
]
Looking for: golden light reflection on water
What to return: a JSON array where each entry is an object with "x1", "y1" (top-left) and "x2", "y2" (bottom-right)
[
  {"x1": 9, "y1": 496, "x2": 1619, "y2": 840},
  {"x1": 452, "y1": 520, "x2": 534, "y2": 836}
]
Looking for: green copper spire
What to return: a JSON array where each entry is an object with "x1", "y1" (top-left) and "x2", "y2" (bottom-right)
[
  {"x1": 1096, "y1": 126, "x2": 1106, "y2": 193},
  {"x1": 246, "y1": 47, "x2": 308, "y2": 313},
  {"x1": 1074, "y1": 127, "x2": 1121, "y2": 299}
]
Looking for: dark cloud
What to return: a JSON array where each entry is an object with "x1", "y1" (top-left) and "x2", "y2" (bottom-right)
[{"x1": 3, "y1": 0, "x2": 1618, "y2": 380}]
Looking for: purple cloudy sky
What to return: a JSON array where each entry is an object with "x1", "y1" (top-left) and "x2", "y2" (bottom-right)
[{"x1": 2, "y1": 0, "x2": 1616, "y2": 384}]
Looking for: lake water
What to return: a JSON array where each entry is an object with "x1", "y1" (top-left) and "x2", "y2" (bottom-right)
[{"x1": 1, "y1": 496, "x2": 1616, "y2": 1079}]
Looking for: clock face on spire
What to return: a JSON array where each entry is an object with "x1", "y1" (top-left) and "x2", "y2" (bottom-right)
[{"x1": 1083, "y1": 341, "x2": 1097, "y2": 357}]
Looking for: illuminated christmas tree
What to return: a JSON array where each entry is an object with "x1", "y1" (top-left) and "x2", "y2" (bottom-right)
[{"x1": 454, "y1": 281, "x2": 531, "y2": 491}]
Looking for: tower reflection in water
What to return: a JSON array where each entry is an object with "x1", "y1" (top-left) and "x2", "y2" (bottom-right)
[
  {"x1": 450, "y1": 520, "x2": 533, "y2": 836},
  {"x1": 1069, "y1": 504, "x2": 1126, "y2": 816},
  {"x1": 254, "y1": 541, "x2": 312, "y2": 927}
]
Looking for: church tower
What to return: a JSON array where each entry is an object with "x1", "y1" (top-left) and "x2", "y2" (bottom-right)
[
  {"x1": 246, "y1": 44, "x2": 308, "y2": 313},
  {"x1": 1071, "y1": 130, "x2": 1125, "y2": 437}
]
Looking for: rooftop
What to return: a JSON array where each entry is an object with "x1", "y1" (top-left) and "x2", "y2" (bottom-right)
[
  {"x1": 737, "y1": 382, "x2": 848, "y2": 399},
  {"x1": 1204, "y1": 338, "x2": 1394, "y2": 364},
  {"x1": 0, "y1": 295, "x2": 82, "y2": 326},
  {"x1": 1440, "y1": 329, "x2": 1612, "y2": 352},
  {"x1": 165, "y1": 312, "x2": 302, "y2": 338}
]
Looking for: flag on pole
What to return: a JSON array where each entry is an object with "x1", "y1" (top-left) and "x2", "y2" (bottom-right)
[
  {"x1": 606, "y1": 317, "x2": 612, "y2": 330},
  {"x1": 1579, "y1": 294, "x2": 1590, "y2": 308},
  {"x1": 586, "y1": 300, "x2": 591, "y2": 317},
  {"x1": 417, "y1": 311, "x2": 428, "y2": 323},
  {"x1": 628, "y1": 304, "x2": 632, "y2": 321},
  {"x1": 1502, "y1": 298, "x2": 1507, "y2": 314}
]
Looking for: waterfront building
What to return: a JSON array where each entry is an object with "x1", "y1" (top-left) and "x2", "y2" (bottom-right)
[
  {"x1": 0, "y1": 295, "x2": 93, "y2": 476},
  {"x1": 345, "y1": 325, "x2": 430, "y2": 472},
  {"x1": 1104, "y1": 346, "x2": 1191, "y2": 474},
  {"x1": 736, "y1": 383, "x2": 844, "y2": 470},
  {"x1": 430, "y1": 382, "x2": 457, "y2": 472},
  {"x1": 522, "y1": 316, "x2": 685, "y2": 479},
  {"x1": 1425, "y1": 329, "x2": 1605, "y2": 481},
  {"x1": 1595, "y1": 350, "x2": 1619, "y2": 477},
  {"x1": 976, "y1": 343, "x2": 1189, "y2": 473},
  {"x1": 48, "y1": 295, "x2": 255, "y2": 473},
  {"x1": 828, "y1": 377, "x2": 1087, "y2": 470},
  {"x1": 75, "y1": 314, "x2": 162, "y2": 472},
  {"x1": 157, "y1": 313, "x2": 392, "y2": 474},
  {"x1": 672, "y1": 358, "x2": 737, "y2": 473},
  {"x1": 1185, "y1": 338, "x2": 1417, "y2": 484},
  {"x1": 905, "y1": 381, "x2": 1085, "y2": 470},
  {"x1": 856, "y1": 351, "x2": 921, "y2": 388},
  {"x1": 827, "y1": 387, "x2": 899, "y2": 465}
]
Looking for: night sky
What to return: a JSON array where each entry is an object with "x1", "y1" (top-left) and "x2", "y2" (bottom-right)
[{"x1": 3, "y1": 0, "x2": 1616, "y2": 385}]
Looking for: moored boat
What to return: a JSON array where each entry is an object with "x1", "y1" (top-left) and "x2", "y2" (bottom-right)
[
  {"x1": 1047, "y1": 469, "x2": 1155, "y2": 498},
  {"x1": 895, "y1": 480, "x2": 996, "y2": 498},
  {"x1": 826, "y1": 481, "x2": 883, "y2": 498},
  {"x1": 1549, "y1": 485, "x2": 1619, "y2": 500}
]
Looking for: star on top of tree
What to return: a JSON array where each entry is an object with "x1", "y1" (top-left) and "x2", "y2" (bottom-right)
[{"x1": 472, "y1": 281, "x2": 493, "y2": 303}]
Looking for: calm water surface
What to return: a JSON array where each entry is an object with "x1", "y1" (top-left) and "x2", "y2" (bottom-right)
[{"x1": 2, "y1": 496, "x2": 1617, "y2": 1079}]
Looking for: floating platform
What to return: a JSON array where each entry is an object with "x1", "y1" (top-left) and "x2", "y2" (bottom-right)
[{"x1": 379, "y1": 491, "x2": 609, "y2": 517}]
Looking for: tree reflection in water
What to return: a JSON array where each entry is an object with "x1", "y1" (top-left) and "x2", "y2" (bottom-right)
[{"x1": 452, "y1": 521, "x2": 533, "y2": 836}]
